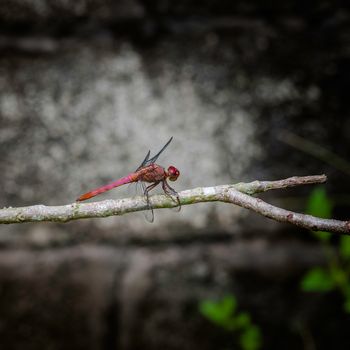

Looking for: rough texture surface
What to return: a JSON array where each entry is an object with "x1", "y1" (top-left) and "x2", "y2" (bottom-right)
[{"x1": 0, "y1": 1, "x2": 349, "y2": 349}]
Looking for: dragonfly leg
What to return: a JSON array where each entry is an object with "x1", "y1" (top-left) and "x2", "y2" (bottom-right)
[
  {"x1": 142, "y1": 181, "x2": 161, "y2": 223},
  {"x1": 162, "y1": 180, "x2": 181, "y2": 208},
  {"x1": 144, "y1": 181, "x2": 161, "y2": 205}
]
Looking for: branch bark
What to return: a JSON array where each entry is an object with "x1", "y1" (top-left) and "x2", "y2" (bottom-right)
[{"x1": 1, "y1": 174, "x2": 349, "y2": 234}]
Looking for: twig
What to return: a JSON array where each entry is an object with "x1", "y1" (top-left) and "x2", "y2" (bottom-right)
[{"x1": 0, "y1": 175, "x2": 349, "y2": 234}]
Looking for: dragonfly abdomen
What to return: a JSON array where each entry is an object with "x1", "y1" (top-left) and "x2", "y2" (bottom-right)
[{"x1": 76, "y1": 173, "x2": 138, "y2": 201}]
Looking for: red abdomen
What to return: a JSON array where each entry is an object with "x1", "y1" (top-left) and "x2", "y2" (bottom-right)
[{"x1": 76, "y1": 173, "x2": 138, "y2": 201}]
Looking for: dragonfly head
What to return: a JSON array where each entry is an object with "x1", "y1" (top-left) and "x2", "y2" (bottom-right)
[{"x1": 167, "y1": 166, "x2": 180, "y2": 181}]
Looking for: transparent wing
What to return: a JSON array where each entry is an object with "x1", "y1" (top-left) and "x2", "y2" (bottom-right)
[
  {"x1": 127, "y1": 180, "x2": 154, "y2": 223},
  {"x1": 135, "y1": 137, "x2": 172, "y2": 172},
  {"x1": 140, "y1": 181, "x2": 155, "y2": 223},
  {"x1": 135, "y1": 150, "x2": 150, "y2": 172},
  {"x1": 145, "y1": 136, "x2": 173, "y2": 166}
]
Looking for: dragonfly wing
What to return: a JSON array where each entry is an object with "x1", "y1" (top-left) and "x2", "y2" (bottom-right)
[
  {"x1": 145, "y1": 136, "x2": 173, "y2": 165},
  {"x1": 128, "y1": 180, "x2": 154, "y2": 223},
  {"x1": 140, "y1": 181, "x2": 154, "y2": 223},
  {"x1": 135, "y1": 150, "x2": 151, "y2": 171},
  {"x1": 128, "y1": 180, "x2": 139, "y2": 197}
]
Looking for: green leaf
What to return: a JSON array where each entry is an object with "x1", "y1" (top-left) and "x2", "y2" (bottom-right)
[
  {"x1": 306, "y1": 187, "x2": 333, "y2": 218},
  {"x1": 306, "y1": 187, "x2": 333, "y2": 241},
  {"x1": 340, "y1": 236, "x2": 350, "y2": 260},
  {"x1": 301, "y1": 268, "x2": 335, "y2": 292},
  {"x1": 239, "y1": 326, "x2": 262, "y2": 350},
  {"x1": 235, "y1": 312, "x2": 251, "y2": 329},
  {"x1": 313, "y1": 230, "x2": 331, "y2": 241},
  {"x1": 199, "y1": 296, "x2": 237, "y2": 329},
  {"x1": 329, "y1": 266, "x2": 347, "y2": 287}
]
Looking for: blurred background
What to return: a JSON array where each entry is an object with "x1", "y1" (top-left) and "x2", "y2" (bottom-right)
[{"x1": 0, "y1": 0, "x2": 349, "y2": 349}]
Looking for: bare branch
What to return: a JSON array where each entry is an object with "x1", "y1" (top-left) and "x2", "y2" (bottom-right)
[
  {"x1": 0, "y1": 174, "x2": 349, "y2": 235},
  {"x1": 220, "y1": 189, "x2": 349, "y2": 234}
]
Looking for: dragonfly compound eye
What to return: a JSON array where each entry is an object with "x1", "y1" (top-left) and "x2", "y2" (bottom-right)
[{"x1": 168, "y1": 166, "x2": 180, "y2": 181}]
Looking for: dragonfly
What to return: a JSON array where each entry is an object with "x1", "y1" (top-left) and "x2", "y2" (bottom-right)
[{"x1": 76, "y1": 137, "x2": 180, "y2": 222}]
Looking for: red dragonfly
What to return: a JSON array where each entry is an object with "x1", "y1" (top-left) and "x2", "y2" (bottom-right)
[{"x1": 76, "y1": 137, "x2": 180, "y2": 221}]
